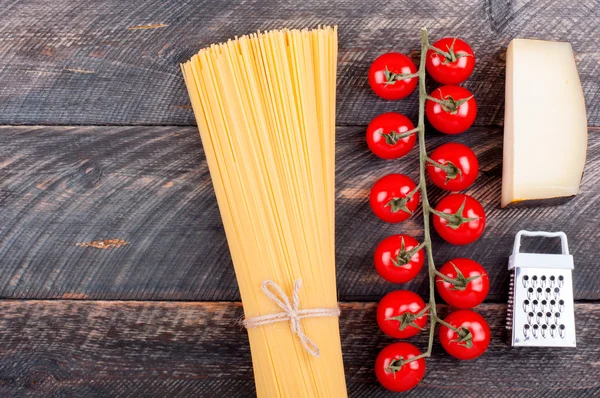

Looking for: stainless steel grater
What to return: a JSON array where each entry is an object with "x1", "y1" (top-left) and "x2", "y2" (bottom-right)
[{"x1": 506, "y1": 231, "x2": 576, "y2": 347}]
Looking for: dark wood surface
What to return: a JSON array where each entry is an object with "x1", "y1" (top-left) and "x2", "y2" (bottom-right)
[
  {"x1": 1, "y1": 126, "x2": 599, "y2": 302},
  {"x1": 0, "y1": 301, "x2": 598, "y2": 397},
  {"x1": 1, "y1": 0, "x2": 599, "y2": 396},
  {"x1": 0, "y1": 0, "x2": 598, "y2": 127}
]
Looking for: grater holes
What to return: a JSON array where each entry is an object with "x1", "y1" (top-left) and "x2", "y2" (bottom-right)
[
  {"x1": 527, "y1": 287, "x2": 534, "y2": 300},
  {"x1": 512, "y1": 268, "x2": 574, "y2": 345}
]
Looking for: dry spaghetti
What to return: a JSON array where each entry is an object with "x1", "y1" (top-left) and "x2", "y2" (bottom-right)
[
  {"x1": 242, "y1": 279, "x2": 341, "y2": 357},
  {"x1": 181, "y1": 27, "x2": 345, "y2": 397}
]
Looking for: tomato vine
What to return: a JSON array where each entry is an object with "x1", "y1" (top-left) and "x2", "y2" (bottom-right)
[
  {"x1": 372, "y1": 30, "x2": 490, "y2": 387},
  {"x1": 399, "y1": 27, "x2": 465, "y2": 365}
]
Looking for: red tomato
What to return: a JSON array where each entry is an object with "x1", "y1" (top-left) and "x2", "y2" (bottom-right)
[
  {"x1": 367, "y1": 112, "x2": 416, "y2": 160},
  {"x1": 432, "y1": 194, "x2": 485, "y2": 245},
  {"x1": 369, "y1": 52, "x2": 418, "y2": 100},
  {"x1": 426, "y1": 85, "x2": 477, "y2": 134},
  {"x1": 427, "y1": 143, "x2": 479, "y2": 191},
  {"x1": 377, "y1": 290, "x2": 428, "y2": 339},
  {"x1": 374, "y1": 234, "x2": 424, "y2": 283},
  {"x1": 375, "y1": 342, "x2": 426, "y2": 392},
  {"x1": 426, "y1": 37, "x2": 475, "y2": 85},
  {"x1": 439, "y1": 310, "x2": 490, "y2": 360},
  {"x1": 436, "y1": 258, "x2": 490, "y2": 308},
  {"x1": 370, "y1": 174, "x2": 420, "y2": 223}
]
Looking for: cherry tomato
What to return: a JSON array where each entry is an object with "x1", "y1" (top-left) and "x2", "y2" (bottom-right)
[
  {"x1": 433, "y1": 194, "x2": 485, "y2": 245},
  {"x1": 370, "y1": 174, "x2": 420, "y2": 223},
  {"x1": 374, "y1": 234, "x2": 424, "y2": 283},
  {"x1": 427, "y1": 143, "x2": 479, "y2": 191},
  {"x1": 436, "y1": 258, "x2": 489, "y2": 308},
  {"x1": 426, "y1": 85, "x2": 477, "y2": 134},
  {"x1": 377, "y1": 290, "x2": 428, "y2": 339},
  {"x1": 426, "y1": 37, "x2": 475, "y2": 85},
  {"x1": 367, "y1": 112, "x2": 416, "y2": 160},
  {"x1": 375, "y1": 342, "x2": 426, "y2": 392},
  {"x1": 439, "y1": 310, "x2": 490, "y2": 360},
  {"x1": 369, "y1": 52, "x2": 418, "y2": 100}
]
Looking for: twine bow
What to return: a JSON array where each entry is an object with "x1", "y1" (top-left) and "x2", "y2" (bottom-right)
[{"x1": 242, "y1": 279, "x2": 341, "y2": 356}]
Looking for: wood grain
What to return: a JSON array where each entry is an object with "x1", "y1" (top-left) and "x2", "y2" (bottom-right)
[
  {"x1": 0, "y1": 0, "x2": 597, "y2": 127},
  {"x1": 0, "y1": 300, "x2": 597, "y2": 397},
  {"x1": 0, "y1": 125, "x2": 598, "y2": 301}
]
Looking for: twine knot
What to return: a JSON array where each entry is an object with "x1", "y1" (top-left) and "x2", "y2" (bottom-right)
[{"x1": 242, "y1": 279, "x2": 340, "y2": 356}]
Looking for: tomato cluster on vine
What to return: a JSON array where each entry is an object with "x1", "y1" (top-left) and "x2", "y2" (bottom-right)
[{"x1": 367, "y1": 33, "x2": 491, "y2": 392}]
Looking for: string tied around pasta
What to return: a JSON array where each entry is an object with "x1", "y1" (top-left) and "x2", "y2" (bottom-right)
[{"x1": 243, "y1": 279, "x2": 341, "y2": 357}]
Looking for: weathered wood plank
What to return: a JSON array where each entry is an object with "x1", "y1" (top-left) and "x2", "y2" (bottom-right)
[
  {"x1": 0, "y1": 301, "x2": 597, "y2": 397},
  {"x1": 0, "y1": 0, "x2": 598, "y2": 126},
  {"x1": 0, "y1": 126, "x2": 598, "y2": 301}
]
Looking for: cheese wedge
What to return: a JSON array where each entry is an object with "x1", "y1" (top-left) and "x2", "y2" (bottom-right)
[{"x1": 502, "y1": 39, "x2": 587, "y2": 208}]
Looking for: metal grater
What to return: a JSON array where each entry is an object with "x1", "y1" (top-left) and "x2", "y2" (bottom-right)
[{"x1": 506, "y1": 231, "x2": 576, "y2": 347}]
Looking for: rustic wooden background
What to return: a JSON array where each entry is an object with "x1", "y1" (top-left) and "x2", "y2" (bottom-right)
[{"x1": 0, "y1": 0, "x2": 599, "y2": 396}]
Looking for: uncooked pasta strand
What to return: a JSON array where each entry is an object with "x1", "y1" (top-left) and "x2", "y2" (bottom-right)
[{"x1": 181, "y1": 26, "x2": 345, "y2": 398}]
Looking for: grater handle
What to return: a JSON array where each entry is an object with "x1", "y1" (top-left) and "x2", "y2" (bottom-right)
[{"x1": 512, "y1": 230, "x2": 569, "y2": 255}]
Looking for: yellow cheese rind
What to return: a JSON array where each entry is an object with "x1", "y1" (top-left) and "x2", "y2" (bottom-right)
[{"x1": 502, "y1": 39, "x2": 587, "y2": 208}]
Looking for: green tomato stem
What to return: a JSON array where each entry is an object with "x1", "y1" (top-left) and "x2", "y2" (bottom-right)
[
  {"x1": 436, "y1": 317, "x2": 458, "y2": 331},
  {"x1": 397, "y1": 126, "x2": 419, "y2": 139},
  {"x1": 417, "y1": 27, "x2": 441, "y2": 359},
  {"x1": 426, "y1": 44, "x2": 454, "y2": 62},
  {"x1": 400, "y1": 27, "x2": 462, "y2": 367},
  {"x1": 415, "y1": 303, "x2": 431, "y2": 318},
  {"x1": 425, "y1": 157, "x2": 444, "y2": 169},
  {"x1": 434, "y1": 269, "x2": 458, "y2": 285}
]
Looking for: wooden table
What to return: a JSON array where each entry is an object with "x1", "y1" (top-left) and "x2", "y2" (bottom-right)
[{"x1": 1, "y1": 0, "x2": 599, "y2": 396}]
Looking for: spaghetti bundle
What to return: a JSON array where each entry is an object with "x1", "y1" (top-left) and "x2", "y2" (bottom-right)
[{"x1": 181, "y1": 27, "x2": 346, "y2": 397}]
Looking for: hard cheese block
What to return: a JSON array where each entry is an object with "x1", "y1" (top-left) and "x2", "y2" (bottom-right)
[{"x1": 502, "y1": 39, "x2": 587, "y2": 208}]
